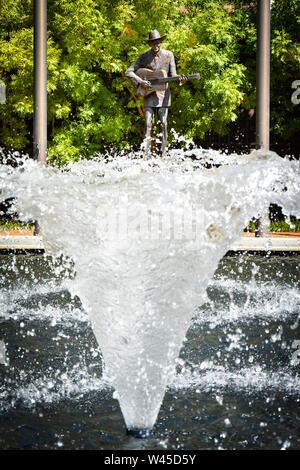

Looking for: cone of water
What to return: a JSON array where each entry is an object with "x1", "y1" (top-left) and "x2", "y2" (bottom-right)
[{"x1": 1, "y1": 148, "x2": 299, "y2": 435}]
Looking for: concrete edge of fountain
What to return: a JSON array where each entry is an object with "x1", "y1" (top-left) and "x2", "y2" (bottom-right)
[
  {"x1": 229, "y1": 234, "x2": 300, "y2": 253},
  {"x1": 0, "y1": 234, "x2": 299, "y2": 254},
  {"x1": 0, "y1": 235, "x2": 45, "y2": 252}
]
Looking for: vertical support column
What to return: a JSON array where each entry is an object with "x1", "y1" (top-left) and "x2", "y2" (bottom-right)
[
  {"x1": 256, "y1": 0, "x2": 270, "y2": 151},
  {"x1": 33, "y1": 0, "x2": 47, "y2": 235},
  {"x1": 255, "y1": 0, "x2": 270, "y2": 237},
  {"x1": 33, "y1": 0, "x2": 47, "y2": 164}
]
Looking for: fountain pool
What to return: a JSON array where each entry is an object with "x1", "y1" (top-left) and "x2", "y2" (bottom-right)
[
  {"x1": 0, "y1": 253, "x2": 299, "y2": 449},
  {"x1": 0, "y1": 148, "x2": 299, "y2": 448}
]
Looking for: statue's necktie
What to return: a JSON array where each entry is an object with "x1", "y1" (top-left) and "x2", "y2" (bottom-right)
[{"x1": 154, "y1": 56, "x2": 158, "y2": 64}]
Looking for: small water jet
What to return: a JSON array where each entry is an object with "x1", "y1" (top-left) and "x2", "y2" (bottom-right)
[
  {"x1": 126, "y1": 428, "x2": 153, "y2": 439},
  {"x1": 0, "y1": 147, "x2": 299, "y2": 437}
]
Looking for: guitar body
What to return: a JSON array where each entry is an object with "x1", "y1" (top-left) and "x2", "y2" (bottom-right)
[
  {"x1": 132, "y1": 68, "x2": 200, "y2": 97},
  {"x1": 134, "y1": 68, "x2": 168, "y2": 97}
]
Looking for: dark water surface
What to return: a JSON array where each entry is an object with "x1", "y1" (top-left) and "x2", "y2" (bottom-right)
[{"x1": 0, "y1": 253, "x2": 299, "y2": 450}]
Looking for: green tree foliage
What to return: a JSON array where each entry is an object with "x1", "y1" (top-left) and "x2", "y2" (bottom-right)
[
  {"x1": 269, "y1": 0, "x2": 300, "y2": 141},
  {"x1": 230, "y1": 0, "x2": 300, "y2": 143},
  {"x1": 0, "y1": 0, "x2": 299, "y2": 164}
]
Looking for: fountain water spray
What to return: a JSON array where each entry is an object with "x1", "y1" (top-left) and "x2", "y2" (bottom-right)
[{"x1": 0, "y1": 147, "x2": 299, "y2": 437}]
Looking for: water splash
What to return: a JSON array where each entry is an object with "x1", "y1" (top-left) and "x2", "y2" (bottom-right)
[
  {"x1": 173, "y1": 365, "x2": 300, "y2": 396},
  {"x1": 0, "y1": 147, "x2": 299, "y2": 431}
]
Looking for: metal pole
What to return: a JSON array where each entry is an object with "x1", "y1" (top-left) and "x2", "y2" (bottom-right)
[
  {"x1": 33, "y1": 0, "x2": 47, "y2": 164},
  {"x1": 255, "y1": 0, "x2": 270, "y2": 237},
  {"x1": 33, "y1": 1, "x2": 47, "y2": 236},
  {"x1": 256, "y1": 0, "x2": 270, "y2": 150}
]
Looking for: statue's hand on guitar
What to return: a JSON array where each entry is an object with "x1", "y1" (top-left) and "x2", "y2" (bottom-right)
[
  {"x1": 178, "y1": 75, "x2": 188, "y2": 86},
  {"x1": 140, "y1": 79, "x2": 152, "y2": 89}
]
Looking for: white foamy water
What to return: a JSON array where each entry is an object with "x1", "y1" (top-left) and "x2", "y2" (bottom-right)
[
  {"x1": 0, "y1": 284, "x2": 88, "y2": 324},
  {"x1": 0, "y1": 364, "x2": 108, "y2": 413},
  {"x1": 173, "y1": 365, "x2": 300, "y2": 395},
  {"x1": 0, "y1": 148, "x2": 299, "y2": 430},
  {"x1": 195, "y1": 280, "x2": 300, "y2": 328},
  {"x1": 1, "y1": 363, "x2": 299, "y2": 413}
]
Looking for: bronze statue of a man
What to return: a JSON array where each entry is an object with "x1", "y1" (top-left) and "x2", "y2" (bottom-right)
[{"x1": 125, "y1": 30, "x2": 185, "y2": 155}]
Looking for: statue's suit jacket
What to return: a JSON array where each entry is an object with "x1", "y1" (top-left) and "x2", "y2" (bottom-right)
[{"x1": 125, "y1": 49, "x2": 177, "y2": 108}]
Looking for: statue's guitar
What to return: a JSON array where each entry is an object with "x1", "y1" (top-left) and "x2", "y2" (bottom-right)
[{"x1": 133, "y1": 68, "x2": 200, "y2": 97}]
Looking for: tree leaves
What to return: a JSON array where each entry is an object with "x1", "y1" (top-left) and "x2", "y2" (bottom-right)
[{"x1": 0, "y1": 0, "x2": 298, "y2": 163}]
